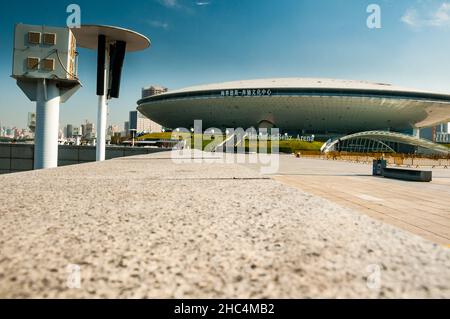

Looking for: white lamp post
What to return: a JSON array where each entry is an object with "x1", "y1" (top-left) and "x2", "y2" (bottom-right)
[{"x1": 71, "y1": 25, "x2": 150, "y2": 161}]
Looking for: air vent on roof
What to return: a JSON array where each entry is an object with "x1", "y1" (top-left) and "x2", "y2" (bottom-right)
[
  {"x1": 43, "y1": 33, "x2": 56, "y2": 45},
  {"x1": 41, "y1": 58, "x2": 55, "y2": 71},
  {"x1": 28, "y1": 32, "x2": 41, "y2": 44},
  {"x1": 27, "y1": 57, "x2": 39, "y2": 70}
]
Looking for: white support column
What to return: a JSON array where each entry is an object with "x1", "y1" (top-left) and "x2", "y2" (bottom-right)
[
  {"x1": 96, "y1": 46, "x2": 109, "y2": 161},
  {"x1": 412, "y1": 128, "x2": 420, "y2": 138},
  {"x1": 96, "y1": 95, "x2": 107, "y2": 161},
  {"x1": 447, "y1": 122, "x2": 450, "y2": 134},
  {"x1": 34, "y1": 80, "x2": 60, "y2": 169}
]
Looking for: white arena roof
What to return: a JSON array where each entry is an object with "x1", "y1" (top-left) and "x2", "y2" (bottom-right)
[
  {"x1": 154, "y1": 78, "x2": 450, "y2": 97},
  {"x1": 137, "y1": 77, "x2": 450, "y2": 133}
]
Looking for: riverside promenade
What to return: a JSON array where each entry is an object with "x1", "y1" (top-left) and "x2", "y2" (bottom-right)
[{"x1": 0, "y1": 151, "x2": 449, "y2": 298}]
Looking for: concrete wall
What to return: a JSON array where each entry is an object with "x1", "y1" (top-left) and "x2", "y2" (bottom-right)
[
  {"x1": 0, "y1": 143, "x2": 168, "y2": 174},
  {"x1": 0, "y1": 144, "x2": 34, "y2": 174}
]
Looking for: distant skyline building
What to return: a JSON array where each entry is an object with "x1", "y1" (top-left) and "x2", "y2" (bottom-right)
[
  {"x1": 107, "y1": 124, "x2": 120, "y2": 135},
  {"x1": 142, "y1": 85, "x2": 168, "y2": 99},
  {"x1": 27, "y1": 112, "x2": 36, "y2": 133},
  {"x1": 66, "y1": 124, "x2": 73, "y2": 138},
  {"x1": 85, "y1": 122, "x2": 94, "y2": 135},
  {"x1": 107, "y1": 124, "x2": 120, "y2": 141},
  {"x1": 72, "y1": 126, "x2": 82, "y2": 136},
  {"x1": 0, "y1": 124, "x2": 33, "y2": 140},
  {"x1": 82, "y1": 120, "x2": 95, "y2": 140},
  {"x1": 129, "y1": 110, "x2": 162, "y2": 134},
  {"x1": 124, "y1": 121, "x2": 129, "y2": 137},
  {"x1": 124, "y1": 85, "x2": 167, "y2": 135},
  {"x1": 6, "y1": 128, "x2": 14, "y2": 138}
]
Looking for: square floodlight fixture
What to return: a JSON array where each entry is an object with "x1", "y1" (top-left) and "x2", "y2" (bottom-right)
[
  {"x1": 43, "y1": 33, "x2": 56, "y2": 45},
  {"x1": 41, "y1": 58, "x2": 55, "y2": 71},
  {"x1": 13, "y1": 24, "x2": 79, "y2": 81},
  {"x1": 28, "y1": 32, "x2": 41, "y2": 45},
  {"x1": 27, "y1": 57, "x2": 39, "y2": 70}
]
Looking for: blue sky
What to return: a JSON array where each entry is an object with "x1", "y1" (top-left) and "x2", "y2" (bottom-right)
[{"x1": 1, "y1": 0, "x2": 450, "y2": 128}]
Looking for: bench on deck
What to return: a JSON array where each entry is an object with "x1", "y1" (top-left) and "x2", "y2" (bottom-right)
[{"x1": 382, "y1": 167, "x2": 432, "y2": 182}]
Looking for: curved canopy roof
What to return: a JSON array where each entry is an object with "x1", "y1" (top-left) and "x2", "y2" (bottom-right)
[
  {"x1": 322, "y1": 131, "x2": 450, "y2": 155},
  {"x1": 71, "y1": 25, "x2": 151, "y2": 52}
]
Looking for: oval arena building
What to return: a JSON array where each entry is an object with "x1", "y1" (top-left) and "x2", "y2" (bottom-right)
[{"x1": 137, "y1": 78, "x2": 450, "y2": 134}]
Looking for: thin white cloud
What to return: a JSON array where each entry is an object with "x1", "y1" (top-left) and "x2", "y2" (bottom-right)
[
  {"x1": 431, "y1": 2, "x2": 450, "y2": 26},
  {"x1": 196, "y1": 1, "x2": 210, "y2": 6},
  {"x1": 159, "y1": 0, "x2": 179, "y2": 8},
  {"x1": 401, "y1": 2, "x2": 450, "y2": 27},
  {"x1": 147, "y1": 20, "x2": 170, "y2": 30},
  {"x1": 156, "y1": 0, "x2": 195, "y2": 13},
  {"x1": 401, "y1": 8, "x2": 419, "y2": 26}
]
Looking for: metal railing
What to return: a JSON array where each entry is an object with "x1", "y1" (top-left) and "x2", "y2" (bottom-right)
[{"x1": 295, "y1": 151, "x2": 450, "y2": 168}]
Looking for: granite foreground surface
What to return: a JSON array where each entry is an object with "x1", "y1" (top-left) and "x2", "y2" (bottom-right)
[{"x1": 0, "y1": 152, "x2": 449, "y2": 298}]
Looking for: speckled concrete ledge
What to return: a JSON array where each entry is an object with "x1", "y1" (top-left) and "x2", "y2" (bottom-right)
[{"x1": 0, "y1": 152, "x2": 449, "y2": 298}]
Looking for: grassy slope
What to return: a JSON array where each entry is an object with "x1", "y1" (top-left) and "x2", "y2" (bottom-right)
[{"x1": 138, "y1": 133, "x2": 323, "y2": 153}]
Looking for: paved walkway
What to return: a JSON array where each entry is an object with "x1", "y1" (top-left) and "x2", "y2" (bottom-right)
[
  {"x1": 244, "y1": 156, "x2": 450, "y2": 246},
  {"x1": 0, "y1": 152, "x2": 449, "y2": 298}
]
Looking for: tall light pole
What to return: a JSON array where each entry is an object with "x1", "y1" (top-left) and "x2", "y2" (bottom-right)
[
  {"x1": 71, "y1": 25, "x2": 150, "y2": 161},
  {"x1": 130, "y1": 128, "x2": 137, "y2": 147},
  {"x1": 96, "y1": 34, "x2": 109, "y2": 161}
]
